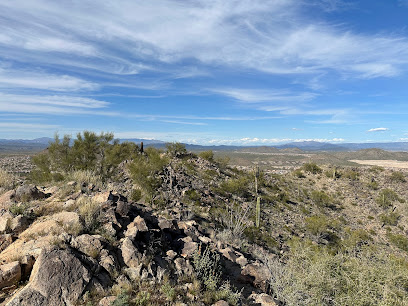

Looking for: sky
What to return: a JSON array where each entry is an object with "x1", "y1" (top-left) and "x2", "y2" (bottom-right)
[{"x1": 1, "y1": 0, "x2": 408, "y2": 145}]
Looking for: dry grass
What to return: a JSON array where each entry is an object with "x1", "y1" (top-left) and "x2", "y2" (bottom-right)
[
  {"x1": 65, "y1": 170, "x2": 103, "y2": 188},
  {"x1": 0, "y1": 168, "x2": 16, "y2": 191},
  {"x1": 264, "y1": 238, "x2": 408, "y2": 306}
]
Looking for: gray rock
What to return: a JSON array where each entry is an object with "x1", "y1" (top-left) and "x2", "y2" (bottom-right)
[
  {"x1": 15, "y1": 185, "x2": 46, "y2": 202},
  {"x1": 0, "y1": 261, "x2": 21, "y2": 289},
  {"x1": 120, "y1": 237, "x2": 141, "y2": 268},
  {"x1": 6, "y1": 249, "x2": 91, "y2": 306}
]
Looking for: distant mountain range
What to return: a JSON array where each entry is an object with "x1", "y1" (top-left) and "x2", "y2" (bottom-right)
[{"x1": 2, "y1": 138, "x2": 408, "y2": 153}]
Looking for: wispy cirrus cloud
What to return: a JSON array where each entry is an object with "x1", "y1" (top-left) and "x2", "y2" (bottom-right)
[
  {"x1": 367, "y1": 127, "x2": 389, "y2": 132},
  {"x1": 1, "y1": 0, "x2": 408, "y2": 79},
  {"x1": 0, "y1": 68, "x2": 98, "y2": 91}
]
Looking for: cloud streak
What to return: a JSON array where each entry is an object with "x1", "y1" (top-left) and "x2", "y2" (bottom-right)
[{"x1": 367, "y1": 127, "x2": 389, "y2": 132}]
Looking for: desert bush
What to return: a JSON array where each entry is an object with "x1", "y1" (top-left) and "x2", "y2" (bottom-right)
[
  {"x1": 65, "y1": 169, "x2": 102, "y2": 187},
  {"x1": 302, "y1": 162, "x2": 322, "y2": 174},
  {"x1": 387, "y1": 233, "x2": 408, "y2": 252},
  {"x1": 310, "y1": 190, "x2": 333, "y2": 208},
  {"x1": 218, "y1": 175, "x2": 251, "y2": 198},
  {"x1": 192, "y1": 244, "x2": 241, "y2": 305},
  {"x1": 0, "y1": 168, "x2": 16, "y2": 190},
  {"x1": 369, "y1": 165, "x2": 384, "y2": 173},
  {"x1": 376, "y1": 188, "x2": 404, "y2": 208},
  {"x1": 390, "y1": 171, "x2": 406, "y2": 182},
  {"x1": 129, "y1": 147, "x2": 168, "y2": 203},
  {"x1": 198, "y1": 150, "x2": 214, "y2": 161},
  {"x1": 130, "y1": 188, "x2": 142, "y2": 202},
  {"x1": 78, "y1": 197, "x2": 102, "y2": 233},
  {"x1": 305, "y1": 215, "x2": 329, "y2": 236},
  {"x1": 343, "y1": 169, "x2": 359, "y2": 180},
  {"x1": 292, "y1": 169, "x2": 305, "y2": 178},
  {"x1": 265, "y1": 238, "x2": 408, "y2": 305},
  {"x1": 31, "y1": 131, "x2": 136, "y2": 183},
  {"x1": 380, "y1": 212, "x2": 400, "y2": 226},
  {"x1": 367, "y1": 180, "x2": 379, "y2": 190},
  {"x1": 165, "y1": 142, "x2": 187, "y2": 157},
  {"x1": 218, "y1": 202, "x2": 250, "y2": 246}
]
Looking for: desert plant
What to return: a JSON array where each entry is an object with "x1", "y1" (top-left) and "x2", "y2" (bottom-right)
[
  {"x1": 0, "y1": 168, "x2": 16, "y2": 190},
  {"x1": 376, "y1": 188, "x2": 404, "y2": 208},
  {"x1": 265, "y1": 238, "x2": 408, "y2": 305},
  {"x1": 380, "y1": 212, "x2": 400, "y2": 226},
  {"x1": 165, "y1": 142, "x2": 187, "y2": 157},
  {"x1": 256, "y1": 197, "x2": 261, "y2": 228},
  {"x1": 198, "y1": 150, "x2": 214, "y2": 161},
  {"x1": 302, "y1": 162, "x2": 322, "y2": 174},
  {"x1": 310, "y1": 190, "x2": 332, "y2": 208},
  {"x1": 390, "y1": 171, "x2": 406, "y2": 182},
  {"x1": 193, "y1": 244, "x2": 221, "y2": 291},
  {"x1": 218, "y1": 202, "x2": 251, "y2": 245},
  {"x1": 293, "y1": 169, "x2": 305, "y2": 178}
]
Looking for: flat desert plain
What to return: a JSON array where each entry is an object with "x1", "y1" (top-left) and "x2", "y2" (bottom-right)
[{"x1": 350, "y1": 159, "x2": 408, "y2": 169}]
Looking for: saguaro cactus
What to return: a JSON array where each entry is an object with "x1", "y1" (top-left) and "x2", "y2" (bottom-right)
[{"x1": 256, "y1": 196, "x2": 261, "y2": 228}]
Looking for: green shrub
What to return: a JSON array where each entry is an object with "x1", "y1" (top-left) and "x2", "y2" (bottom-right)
[
  {"x1": 343, "y1": 169, "x2": 359, "y2": 180},
  {"x1": 198, "y1": 150, "x2": 214, "y2": 161},
  {"x1": 130, "y1": 188, "x2": 142, "y2": 202},
  {"x1": 165, "y1": 142, "x2": 187, "y2": 157},
  {"x1": 193, "y1": 244, "x2": 221, "y2": 291},
  {"x1": 390, "y1": 171, "x2": 406, "y2": 182},
  {"x1": 380, "y1": 212, "x2": 400, "y2": 226},
  {"x1": 369, "y1": 165, "x2": 384, "y2": 173},
  {"x1": 293, "y1": 169, "x2": 305, "y2": 178},
  {"x1": 376, "y1": 189, "x2": 404, "y2": 208},
  {"x1": 302, "y1": 163, "x2": 322, "y2": 174},
  {"x1": 265, "y1": 238, "x2": 408, "y2": 305},
  {"x1": 305, "y1": 215, "x2": 329, "y2": 236},
  {"x1": 218, "y1": 175, "x2": 251, "y2": 198},
  {"x1": 128, "y1": 147, "x2": 168, "y2": 203},
  {"x1": 0, "y1": 168, "x2": 16, "y2": 190},
  {"x1": 310, "y1": 190, "x2": 333, "y2": 208},
  {"x1": 367, "y1": 180, "x2": 379, "y2": 190},
  {"x1": 387, "y1": 233, "x2": 408, "y2": 252}
]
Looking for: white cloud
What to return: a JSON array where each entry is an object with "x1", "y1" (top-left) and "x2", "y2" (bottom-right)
[
  {"x1": 367, "y1": 127, "x2": 389, "y2": 132},
  {"x1": 0, "y1": 68, "x2": 98, "y2": 91},
  {"x1": 0, "y1": 93, "x2": 115, "y2": 116},
  {"x1": 0, "y1": 0, "x2": 407, "y2": 78}
]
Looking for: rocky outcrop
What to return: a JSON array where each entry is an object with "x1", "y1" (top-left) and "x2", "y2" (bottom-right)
[
  {"x1": 5, "y1": 249, "x2": 94, "y2": 306},
  {"x1": 14, "y1": 185, "x2": 46, "y2": 202},
  {"x1": 0, "y1": 261, "x2": 21, "y2": 289}
]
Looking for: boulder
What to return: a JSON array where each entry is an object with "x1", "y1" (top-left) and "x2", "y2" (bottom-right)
[
  {"x1": 0, "y1": 261, "x2": 21, "y2": 289},
  {"x1": 212, "y1": 301, "x2": 229, "y2": 306},
  {"x1": 240, "y1": 262, "x2": 271, "y2": 290},
  {"x1": 71, "y1": 234, "x2": 106, "y2": 258},
  {"x1": 0, "y1": 211, "x2": 13, "y2": 233},
  {"x1": 249, "y1": 293, "x2": 277, "y2": 306},
  {"x1": 0, "y1": 234, "x2": 13, "y2": 253},
  {"x1": 0, "y1": 190, "x2": 15, "y2": 208},
  {"x1": 179, "y1": 236, "x2": 198, "y2": 258},
  {"x1": 120, "y1": 238, "x2": 141, "y2": 268},
  {"x1": 174, "y1": 258, "x2": 194, "y2": 276},
  {"x1": 14, "y1": 185, "x2": 46, "y2": 202},
  {"x1": 98, "y1": 296, "x2": 116, "y2": 306},
  {"x1": 6, "y1": 249, "x2": 92, "y2": 306}
]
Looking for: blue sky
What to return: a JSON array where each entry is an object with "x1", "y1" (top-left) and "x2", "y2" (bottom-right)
[{"x1": 1, "y1": 0, "x2": 408, "y2": 145}]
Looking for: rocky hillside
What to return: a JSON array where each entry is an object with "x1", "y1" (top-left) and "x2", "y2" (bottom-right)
[{"x1": 0, "y1": 133, "x2": 407, "y2": 305}]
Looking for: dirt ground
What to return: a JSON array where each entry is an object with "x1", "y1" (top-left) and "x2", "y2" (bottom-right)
[{"x1": 349, "y1": 159, "x2": 408, "y2": 169}]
